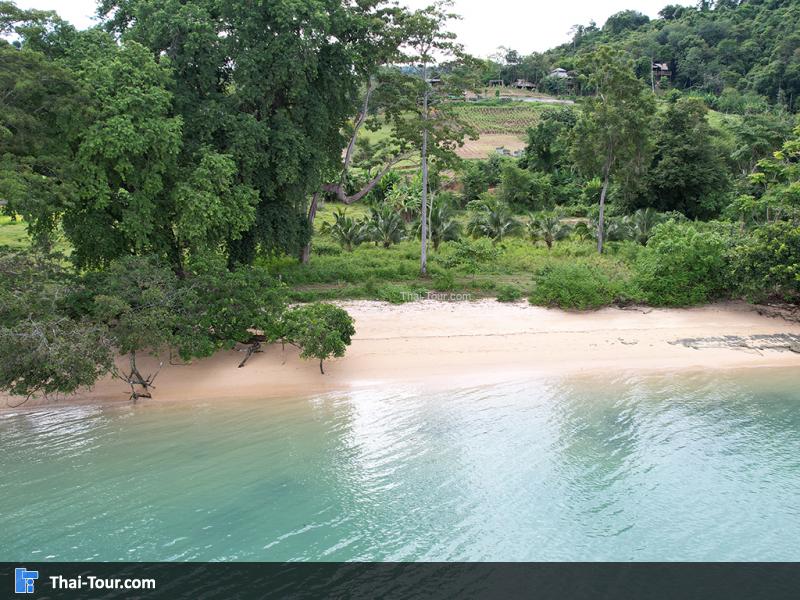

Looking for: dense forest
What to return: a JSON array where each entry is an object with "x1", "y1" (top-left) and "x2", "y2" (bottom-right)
[
  {"x1": 1, "y1": 0, "x2": 799, "y2": 404},
  {"x1": 484, "y1": 0, "x2": 800, "y2": 113}
]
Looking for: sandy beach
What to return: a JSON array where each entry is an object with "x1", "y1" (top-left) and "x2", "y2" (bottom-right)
[{"x1": 4, "y1": 300, "x2": 800, "y2": 408}]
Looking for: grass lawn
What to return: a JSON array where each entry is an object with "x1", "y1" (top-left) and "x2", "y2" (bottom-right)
[
  {"x1": 265, "y1": 201, "x2": 640, "y2": 304},
  {"x1": 0, "y1": 214, "x2": 72, "y2": 255},
  {"x1": 0, "y1": 214, "x2": 32, "y2": 249}
]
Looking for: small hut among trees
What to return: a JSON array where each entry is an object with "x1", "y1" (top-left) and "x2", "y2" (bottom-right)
[{"x1": 652, "y1": 62, "x2": 672, "y2": 83}]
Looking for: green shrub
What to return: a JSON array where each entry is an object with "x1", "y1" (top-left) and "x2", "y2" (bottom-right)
[
  {"x1": 287, "y1": 290, "x2": 317, "y2": 302},
  {"x1": 730, "y1": 221, "x2": 800, "y2": 302},
  {"x1": 499, "y1": 163, "x2": 553, "y2": 210},
  {"x1": 607, "y1": 240, "x2": 644, "y2": 262},
  {"x1": 634, "y1": 220, "x2": 730, "y2": 306},
  {"x1": 313, "y1": 241, "x2": 342, "y2": 256},
  {"x1": 440, "y1": 238, "x2": 502, "y2": 276},
  {"x1": 376, "y1": 283, "x2": 426, "y2": 304},
  {"x1": 279, "y1": 303, "x2": 355, "y2": 374},
  {"x1": 432, "y1": 270, "x2": 456, "y2": 291},
  {"x1": 496, "y1": 285, "x2": 523, "y2": 302},
  {"x1": 529, "y1": 262, "x2": 628, "y2": 310}
]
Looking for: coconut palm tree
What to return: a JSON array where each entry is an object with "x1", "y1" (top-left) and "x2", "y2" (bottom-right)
[
  {"x1": 416, "y1": 196, "x2": 461, "y2": 251},
  {"x1": 588, "y1": 215, "x2": 633, "y2": 243},
  {"x1": 528, "y1": 213, "x2": 571, "y2": 250},
  {"x1": 321, "y1": 208, "x2": 368, "y2": 251},
  {"x1": 629, "y1": 208, "x2": 663, "y2": 245},
  {"x1": 467, "y1": 201, "x2": 521, "y2": 243},
  {"x1": 368, "y1": 206, "x2": 405, "y2": 248},
  {"x1": 572, "y1": 221, "x2": 591, "y2": 241},
  {"x1": 606, "y1": 217, "x2": 634, "y2": 242}
]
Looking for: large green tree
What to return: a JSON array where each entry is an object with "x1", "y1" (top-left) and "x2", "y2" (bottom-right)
[
  {"x1": 3, "y1": 7, "x2": 261, "y2": 272},
  {"x1": 99, "y1": 0, "x2": 395, "y2": 266},
  {"x1": 644, "y1": 95, "x2": 730, "y2": 219},
  {"x1": 0, "y1": 4, "x2": 79, "y2": 248},
  {"x1": 0, "y1": 252, "x2": 112, "y2": 402},
  {"x1": 571, "y1": 46, "x2": 654, "y2": 252}
]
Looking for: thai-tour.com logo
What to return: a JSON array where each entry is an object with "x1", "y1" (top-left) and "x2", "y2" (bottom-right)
[
  {"x1": 14, "y1": 567, "x2": 156, "y2": 594},
  {"x1": 14, "y1": 568, "x2": 38, "y2": 594}
]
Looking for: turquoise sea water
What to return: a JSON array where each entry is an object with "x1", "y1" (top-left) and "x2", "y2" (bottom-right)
[{"x1": 2, "y1": 369, "x2": 800, "y2": 561}]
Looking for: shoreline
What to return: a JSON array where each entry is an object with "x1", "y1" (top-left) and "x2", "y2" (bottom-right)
[{"x1": 3, "y1": 300, "x2": 800, "y2": 410}]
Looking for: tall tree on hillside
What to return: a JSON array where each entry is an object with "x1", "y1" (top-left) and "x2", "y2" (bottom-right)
[
  {"x1": 520, "y1": 106, "x2": 577, "y2": 173},
  {"x1": 645, "y1": 96, "x2": 729, "y2": 219},
  {"x1": 571, "y1": 46, "x2": 654, "y2": 253}
]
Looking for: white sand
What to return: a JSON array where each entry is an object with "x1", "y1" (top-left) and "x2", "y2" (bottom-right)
[{"x1": 4, "y1": 301, "x2": 800, "y2": 408}]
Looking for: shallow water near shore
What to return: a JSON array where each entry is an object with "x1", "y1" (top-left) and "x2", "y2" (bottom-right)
[{"x1": 2, "y1": 368, "x2": 800, "y2": 561}]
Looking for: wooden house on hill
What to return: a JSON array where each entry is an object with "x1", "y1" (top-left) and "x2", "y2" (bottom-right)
[{"x1": 652, "y1": 62, "x2": 672, "y2": 83}]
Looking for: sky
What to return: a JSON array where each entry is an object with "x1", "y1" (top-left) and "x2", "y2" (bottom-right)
[{"x1": 15, "y1": 0, "x2": 695, "y2": 57}]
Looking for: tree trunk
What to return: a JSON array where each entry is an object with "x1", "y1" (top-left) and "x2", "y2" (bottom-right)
[
  {"x1": 168, "y1": 234, "x2": 186, "y2": 278},
  {"x1": 597, "y1": 174, "x2": 608, "y2": 254},
  {"x1": 420, "y1": 62, "x2": 430, "y2": 276},
  {"x1": 238, "y1": 341, "x2": 262, "y2": 368},
  {"x1": 302, "y1": 80, "x2": 411, "y2": 264},
  {"x1": 650, "y1": 56, "x2": 656, "y2": 94},
  {"x1": 128, "y1": 352, "x2": 152, "y2": 402},
  {"x1": 300, "y1": 192, "x2": 319, "y2": 264},
  {"x1": 129, "y1": 352, "x2": 147, "y2": 388},
  {"x1": 598, "y1": 153, "x2": 612, "y2": 254}
]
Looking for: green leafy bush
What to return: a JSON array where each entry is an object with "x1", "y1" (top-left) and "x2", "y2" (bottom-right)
[
  {"x1": 313, "y1": 241, "x2": 342, "y2": 256},
  {"x1": 633, "y1": 221, "x2": 731, "y2": 306},
  {"x1": 432, "y1": 270, "x2": 457, "y2": 291},
  {"x1": 529, "y1": 262, "x2": 629, "y2": 310},
  {"x1": 730, "y1": 222, "x2": 800, "y2": 302},
  {"x1": 376, "y1": 283, "x2": 426, "y2": 304},
  {"x1": 280, "y1": 303, "x2": 355, "y2": 374},
  {"x1": 499, "y1": 163, "x2": 553, "y2": 210},
  {"x1": 440, "y1": 238, "x2": 502, "y2": 276},
  {"x1": 496, "y1": 285, "x2": 523, "y2": 302}
]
